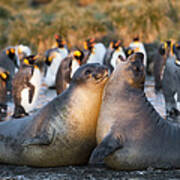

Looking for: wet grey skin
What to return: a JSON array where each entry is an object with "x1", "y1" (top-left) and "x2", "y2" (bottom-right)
[
  {"x1": 162, "y1": 42, "x2": 180, "y2": 117},
  {"x1": 90, "y1": 52, "x2": 180, "y2": 170},
  {"x1": 0, "y1": 63, "x2": 109, "y2": 167}
]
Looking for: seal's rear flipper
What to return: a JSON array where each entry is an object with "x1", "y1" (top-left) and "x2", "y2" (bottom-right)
[{"x1": 89, "y1": 133, "x2": 123, "y2": 164}]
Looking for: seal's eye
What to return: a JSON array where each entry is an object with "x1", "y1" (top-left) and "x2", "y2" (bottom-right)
[{"x1": 85, "y1": 69, "x2": 92, "y2": 76}]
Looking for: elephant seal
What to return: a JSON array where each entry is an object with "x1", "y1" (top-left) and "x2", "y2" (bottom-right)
[
  {"x1": 0, "y1": 63, "x2": 108, "y2": 167},
  {"x1": 90, "y1": 52, "x2": 180, "y2": 170}
]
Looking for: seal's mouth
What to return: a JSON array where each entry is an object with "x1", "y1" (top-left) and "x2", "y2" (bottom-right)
[{"x1": 94, "y1": 68, "x2": 109, "y2": 83}]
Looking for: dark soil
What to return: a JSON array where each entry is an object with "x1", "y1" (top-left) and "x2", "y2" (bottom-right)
[{"x1": 1, "y1": 164, "x2": 180, "y2": 180}]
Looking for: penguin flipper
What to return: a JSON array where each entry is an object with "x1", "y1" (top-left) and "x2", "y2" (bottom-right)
[
  {"x1": 89, "y1": 133, "x2": 123, "y2": 164},
  {"x1": 22, "y1": 129, "x2": 55, "y2": 146}
]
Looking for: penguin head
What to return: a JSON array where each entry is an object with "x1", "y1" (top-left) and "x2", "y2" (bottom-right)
[
  {"x1": 125, "y1": 47, "x2": 135, "y2": 57},
  {"x1": 6, "y1": 47, "x2": 16, "y2": 60},
  {"x1": 54, "y1": 34, "x2": 66, "y2": 48},
  {"x1": 159, "y1": 40, "x2": 172, "y2": 56},
  {"x1": 72, "y1": 63, "x2": 109, "y2": 87},
  {"x1": 84, "y1": 38, "x2": 96, "y2": 52},
  {"x1": 22, "y1": 55, "x2": 38, "y2": 66},
  {"x1": 109, "y1": 40, "x2": 122, "y2": 50},
  {"x1": 133, "y1": 35, "x2": 140, "y2": 42},
  {"x1": 73, "y1": 50, "x2": 84, "y2": 65},
  {"x1": 45, "y1": 52, "x2": 57, "y2": 66},
  {"x1": 0, "y1": 71, "x2": 9, "y2": 82}
]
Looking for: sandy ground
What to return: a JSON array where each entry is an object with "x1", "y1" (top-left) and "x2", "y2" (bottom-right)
[{"x1": 1, "y1": 78, "x2": 180, "y2": 180}]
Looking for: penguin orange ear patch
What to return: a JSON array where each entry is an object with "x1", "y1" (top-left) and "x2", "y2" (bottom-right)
[
  {"x1": 48, "y1": 56, "x2": 53, "y2": 62},
  {"x1": 164, "y1": 42, "x2": 168, "y2": 49},
  {"x1": 24, "y1": 59, "x2": 30, "y2": 65},
  {"x1": 128, "y1": 49, "x2": 132, "y2": 55},
  {"x1": 10, "y1": 48, "x2": 15, "y2": 54},
  {"x1": 74, "y1": 51, "x2": 81, "y2": 57},
  {"x1": 0, "y1": 72, "x2": 7, "y2": 80},
  {"x1": 134, "y1": 47, "x2": 140, "y2": 52}
]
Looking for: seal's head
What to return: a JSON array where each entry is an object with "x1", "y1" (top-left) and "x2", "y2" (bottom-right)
[
  {"x1": 114, "y1": 52, "x2": 145, "y2": 90},
  {"x1": 72, "y1": 63, "x2": 109, "y2": 88}
]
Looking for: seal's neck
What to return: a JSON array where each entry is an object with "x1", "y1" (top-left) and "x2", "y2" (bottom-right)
[{"x1": 116, "y1": 83, "x2": 163, "y2": 125}]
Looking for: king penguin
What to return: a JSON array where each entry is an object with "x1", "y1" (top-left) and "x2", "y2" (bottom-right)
[
  {"x1": 12, "y1": 55, "x2": 43, "y2": 118},
  {"x1": 128, "y1": 36, "x2": 147, "y2": 68},
  {"x1": 104, "y1": 40, "x2": 126, "y2": 73},
  {"x1": 55, "y1": 49, "x2": 85, "y2": 95},
  {"x1": 0, "y1": 47, "x2": 18, "y2": 76},
  {"x1": 0, "y1": 67, "x2": 9, "y2": 120},
  {"x1": 44, "y1": 35, "x2": 68, "y2": 88},
  {"x1": 84, "y1": 38, "x2": 106, "y2": 64}
]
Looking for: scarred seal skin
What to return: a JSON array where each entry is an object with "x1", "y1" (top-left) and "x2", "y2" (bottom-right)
[
  {"x1": 90, "y1": 52, "x2": 180, "y2": 170},
  {"x1": 0, "y1": 63, "x2": 109, "y2": 167}
]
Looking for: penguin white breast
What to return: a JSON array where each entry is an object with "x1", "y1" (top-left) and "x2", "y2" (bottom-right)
[
  {"x1": 44, "y1": 49, "x2": 68, "y2": 87},
  {"x1": 129, "y1": 42, "x2": 147, "y2": 67},
  {"x1": 87, "y1": 43, "x2": 106, "y2": 64},
  {"x1": 111, "y1": 48, "x2": 126, "y2": 69},
  {"x1": 71, "y1": 60, "x2": 80, "y2": 78},
  {"x1": 21, "y1": 68, "x2": 42, "y2": 112}
]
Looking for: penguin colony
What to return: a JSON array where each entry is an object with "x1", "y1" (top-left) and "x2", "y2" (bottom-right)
[{"x1": 0, "y1": 34, "x2": 180, "y2": 170}]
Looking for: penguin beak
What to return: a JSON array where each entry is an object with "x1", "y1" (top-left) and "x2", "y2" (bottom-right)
[
  {"x1": 33, "y1": 54, "x2": 40, "y2": 61},
  {"x1": 6, "y1": 50, "x2": 9, "y2": 55},
  {"x1": 109, "y1": 42, "x2": 114, "y2": 49},
  {"x1": 84, "y1": 42, "x2": 88, "y2": 50}
]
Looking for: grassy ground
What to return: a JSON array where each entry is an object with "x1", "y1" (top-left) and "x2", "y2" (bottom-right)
[{"x1": 0, "y1": 0, "x2": 180, "y2": 53}]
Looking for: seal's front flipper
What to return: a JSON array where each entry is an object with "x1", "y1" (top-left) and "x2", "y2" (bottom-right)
[
  {"x1": 89, "y1": 133, "x2": 123, "y2": 164},
  {"x1": 22, "y1": 130, "x2": 55, "y2": 146}
]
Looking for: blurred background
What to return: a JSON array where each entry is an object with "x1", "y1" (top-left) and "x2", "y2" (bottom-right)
[{"x1": 0, "y1": 0, "x2": 180, "y2": 53}]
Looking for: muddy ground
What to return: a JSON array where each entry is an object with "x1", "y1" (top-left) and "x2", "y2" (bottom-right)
[
  {"x1": 1, "y1": 78, "x2": 180, "y2": 179},
  {"x1": 1, "y1": 164, "x2": 180, "y2": 180}
]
